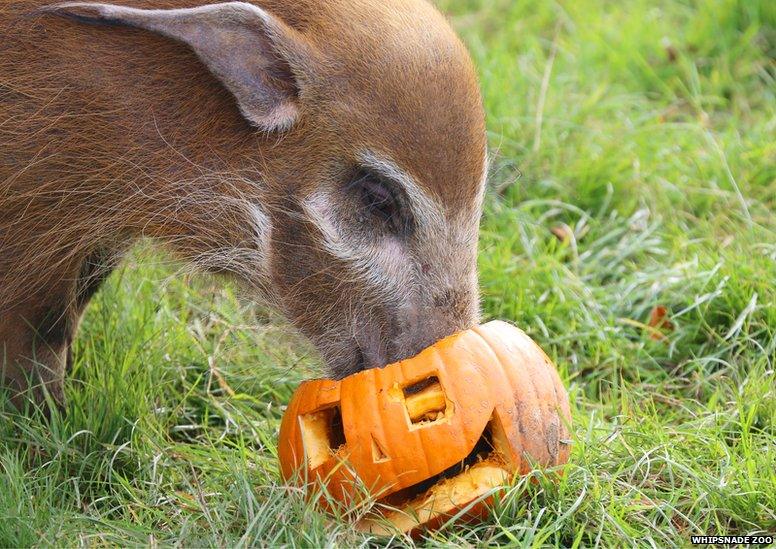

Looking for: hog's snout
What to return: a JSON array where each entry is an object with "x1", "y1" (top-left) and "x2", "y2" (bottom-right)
[{"x1": 351, "y1": 285, "x2": 480, "y2": 374}]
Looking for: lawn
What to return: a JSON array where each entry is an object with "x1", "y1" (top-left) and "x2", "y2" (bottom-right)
[{"x1": 1, "y1": 0, "x2": 774, "y2": 546}]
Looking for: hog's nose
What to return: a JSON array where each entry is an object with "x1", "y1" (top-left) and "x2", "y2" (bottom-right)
[
  {"x1": 392, "y1": 315, "x2": 467, "y2": 364},
  {"x1": 393, "y1": 289, "x2": 479, "y2": 362}
]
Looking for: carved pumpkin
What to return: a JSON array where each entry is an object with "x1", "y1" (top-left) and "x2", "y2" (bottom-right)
[{"x1": 278, "y1": 320, "x2": 571, "y2": 535}]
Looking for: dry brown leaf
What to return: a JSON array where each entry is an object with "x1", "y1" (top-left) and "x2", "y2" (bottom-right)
[
  {"x1": 550, "y1": 223, "x2": 573, "y2": 244},
  {"x1": 648, "y1": 305, "x2": 674, "y2": 340}
]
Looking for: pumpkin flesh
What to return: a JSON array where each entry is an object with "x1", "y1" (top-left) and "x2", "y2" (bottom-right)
[{"x1": 355, "y1": 461, "x2": 510, "y2": 535}]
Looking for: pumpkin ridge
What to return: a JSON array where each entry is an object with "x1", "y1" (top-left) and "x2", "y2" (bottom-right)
[
  {"x1": 417, "y1": 344, "x2": 479, "y2": 481},
  {"x1": 472, "y1": 324, "x2": 549, "y2": 467},
  {"x1": 542, "y1": 348, "x2": 572, "y2": 436},
  {"x1": 517, "y1": 339, "x2": 553, "y2": 465},
  {"x1": 398, "y1": 357, "x2": 432, "y2": 482},
  {"x1": 468, "y1": 326, "x2": 529, "y2": 468},
  {"x1": 378, "y1": 367, "x2": 403, "y2": 487},
  {"x1": 348, "y1": 367, "x2": 382, "y2": 490},
  {"x1": 520, "y1": 335, "x2": 568, "y2": 464},
  {"x1": 543, "y1": 354, "x2": 571, "y2": 461}
]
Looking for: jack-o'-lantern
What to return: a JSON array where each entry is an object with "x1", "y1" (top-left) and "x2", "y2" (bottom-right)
[{"x1": 278, "y1": 320, "x2": 572, "y2": 535}]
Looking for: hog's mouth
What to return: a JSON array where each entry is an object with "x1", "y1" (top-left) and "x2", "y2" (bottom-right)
[
  {"x1": 355, "y1": 415, "x2": 513, "y2": 535},
  {"x1": 339, "y1": 334, "x2": 387, "y2": 376},
  {"x1": 352, "y1": 345, "x2": 367, "y2": 374}
]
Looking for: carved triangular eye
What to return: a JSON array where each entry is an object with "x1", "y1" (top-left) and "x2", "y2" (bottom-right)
[
  {"x1": 298, "y1": 406, "x2": 346, "y2": 468},
  {"x1": 371, "y1": 435, "x2": 390, "y2": 463}
]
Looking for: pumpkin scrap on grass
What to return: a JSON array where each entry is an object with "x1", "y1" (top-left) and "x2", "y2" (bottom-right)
[{"x1": 278, "y1": 320, "x2": 572, "y2": 536}]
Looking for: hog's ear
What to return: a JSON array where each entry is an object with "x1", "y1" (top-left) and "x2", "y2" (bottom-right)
[{"x1": 47, "y1": 1, "x2": 311, "y2": 131}]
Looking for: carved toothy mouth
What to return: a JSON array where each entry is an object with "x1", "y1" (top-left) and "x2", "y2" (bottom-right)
[{"x1": 355, "y1": 416, "x2": 513, "y2": 535}]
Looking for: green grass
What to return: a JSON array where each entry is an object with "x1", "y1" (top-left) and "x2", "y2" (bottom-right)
[{"x1": 2, "y1": 0, "x2": 775, "y2": 546}]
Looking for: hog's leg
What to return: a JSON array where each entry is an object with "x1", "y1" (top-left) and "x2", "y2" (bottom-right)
[
  {"x1": 68, "y1": 249, "x2": 122, "y2": 373},
  {"x1": 0, "y1": 249, "x2": 118, "y2": 410},
  {"x1": 1, "y1": 284, "x2": 77, "y2": 411}
]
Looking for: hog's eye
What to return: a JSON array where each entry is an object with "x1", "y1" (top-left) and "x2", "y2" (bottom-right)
[
  {"x1": 349, "y1": 168, "x2": 409, "y2": 234},
  {"x1": 359, "y1": 176, "x2": 396, "y2": 222}
]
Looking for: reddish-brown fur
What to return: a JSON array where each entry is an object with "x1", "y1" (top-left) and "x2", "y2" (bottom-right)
[{"x1": 0, "y1": 0, "x2": 487, "y2": 407}]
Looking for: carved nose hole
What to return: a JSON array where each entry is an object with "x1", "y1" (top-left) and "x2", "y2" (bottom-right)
[
  {"x1": 402, "y1": 376, "x2": 451, "y2": 425},
  {"x1": 299, "y1": 406, "x2": 346, "y2": 469},
  {"x1": 371, "y1": 435, "x2": 390, "y2": 463}
]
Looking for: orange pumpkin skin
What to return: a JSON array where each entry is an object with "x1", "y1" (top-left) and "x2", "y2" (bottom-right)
[{"x1": 278, "y1": 320, "x2": 572, "y2": 534}]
